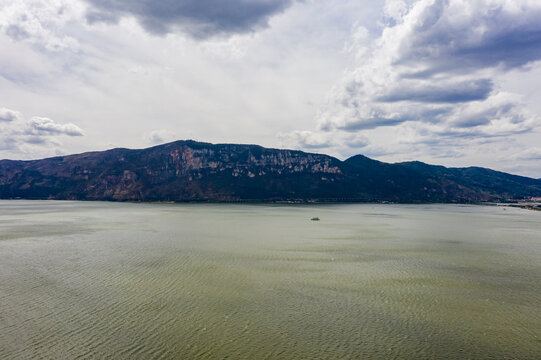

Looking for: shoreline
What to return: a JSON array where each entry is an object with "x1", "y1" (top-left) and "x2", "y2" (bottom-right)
[{"x1": 2, "y1": 198, "x2": 541, "y2": 210}]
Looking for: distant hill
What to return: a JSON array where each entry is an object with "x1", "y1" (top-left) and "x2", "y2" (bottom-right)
[{"x1": 1, "y1": 140, "x2": 540, "y2": 202}]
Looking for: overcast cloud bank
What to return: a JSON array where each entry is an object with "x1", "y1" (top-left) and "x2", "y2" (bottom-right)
[{"x1": 316, "y1": 0, "x2": 541, "y2": 138}]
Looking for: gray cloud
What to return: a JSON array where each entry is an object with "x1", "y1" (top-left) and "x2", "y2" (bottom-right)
[
  {"x1": 340, "y1": 116, "x2": 405, "y2": 131},
  {"x1": 84, "y1": 0, "x2": 297, "y2": 38},
  {"x1": 319, "y1": 103, "x2": 452, "y2": 131},
  {"x1": 5, "y1": 24, "x2": 30, "y2": 41},
  {"x1": 0, "y1": 136, "x2": 18, "y2": 151},
  {"x1": 397, "y1": 1, "x2": 541, "y2": 75},
  {"x1": 451, "y1": 103, "x2": 514, "y2": 129},
  {"x1": 377, "y1": 79, "x2": 493, "y2": 103},
  {"x1": 345, "y1": 135, "x2": 369, "y2": 149}
]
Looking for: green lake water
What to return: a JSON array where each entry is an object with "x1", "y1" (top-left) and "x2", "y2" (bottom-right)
[{"x1": 0, "y1": 201, "x2": 540, "y2": 359}]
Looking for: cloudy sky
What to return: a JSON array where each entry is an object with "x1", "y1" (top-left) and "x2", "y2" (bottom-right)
[{"x1": 1, "y1": 0, "x2": 541, "y2": 177}]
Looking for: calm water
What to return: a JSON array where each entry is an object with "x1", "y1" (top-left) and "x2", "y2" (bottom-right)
[{"x1": 1, "y1": 201, "x2": 540, "y2": 359}]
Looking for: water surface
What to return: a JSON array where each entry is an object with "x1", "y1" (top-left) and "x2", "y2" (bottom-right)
[{"x1": 1, "y1": 201, "x2": 540, "y2": 359}]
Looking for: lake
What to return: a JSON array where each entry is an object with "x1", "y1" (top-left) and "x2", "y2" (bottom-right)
[{"x1": 1, "y1": 201, "x2": 540, "y2": 359}]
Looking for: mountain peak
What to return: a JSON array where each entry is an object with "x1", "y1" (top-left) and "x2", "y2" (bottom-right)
[{"x1": 1, "y1": 141, "x2": 540, "y2": 202}]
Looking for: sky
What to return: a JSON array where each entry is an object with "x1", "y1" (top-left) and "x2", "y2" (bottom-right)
[{"x1": 1, "y1": 0, "x2": 541, "y2": 178}]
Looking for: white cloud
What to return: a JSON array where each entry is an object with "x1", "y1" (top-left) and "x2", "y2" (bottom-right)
[
  {"x1": 146, "y1": 129, "x2": 176, "y2": 145},
  {"x1": 0, "y1": 107, "x2": 22, "y2": 122},
  {"x1": 26, "y1": 116, "x2": 84, "y2": 136},
  {"x1": 278, "y1": 130, "x2": 370, "y2": 159},
  {"x1": 384, "y1": 0, "x2": 408, "y2": 22},
  {"x1": 0, "y1": 107, "x2": 84, "y2": 159},
  {"x1": 280, "y1": 130, "x2": 334, "y2": 150},
  {"x1": 0, "y1": 0, "x2": 82, "y2": 52}
]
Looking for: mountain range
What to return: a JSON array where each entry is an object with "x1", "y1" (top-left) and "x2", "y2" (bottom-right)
[{"x1": 1, "y1": 140, "x2": 540, "y2": 203}]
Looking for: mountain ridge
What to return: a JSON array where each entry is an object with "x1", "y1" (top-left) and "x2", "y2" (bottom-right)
[{"x1": 1, "y1": 140, "x2": 540, "y2": 203}]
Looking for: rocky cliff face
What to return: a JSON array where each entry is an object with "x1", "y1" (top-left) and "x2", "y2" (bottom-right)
[
  {"x1": 1, "y1": 140, "x2": 541, "y2": 202},
  {"x1": 155, "y1": 144, "x2": 342, "y2": 180}
]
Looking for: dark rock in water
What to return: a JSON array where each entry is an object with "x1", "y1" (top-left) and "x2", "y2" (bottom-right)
[{"x1": 1, "y1": 139, "x2": 541, "y2": 203}]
